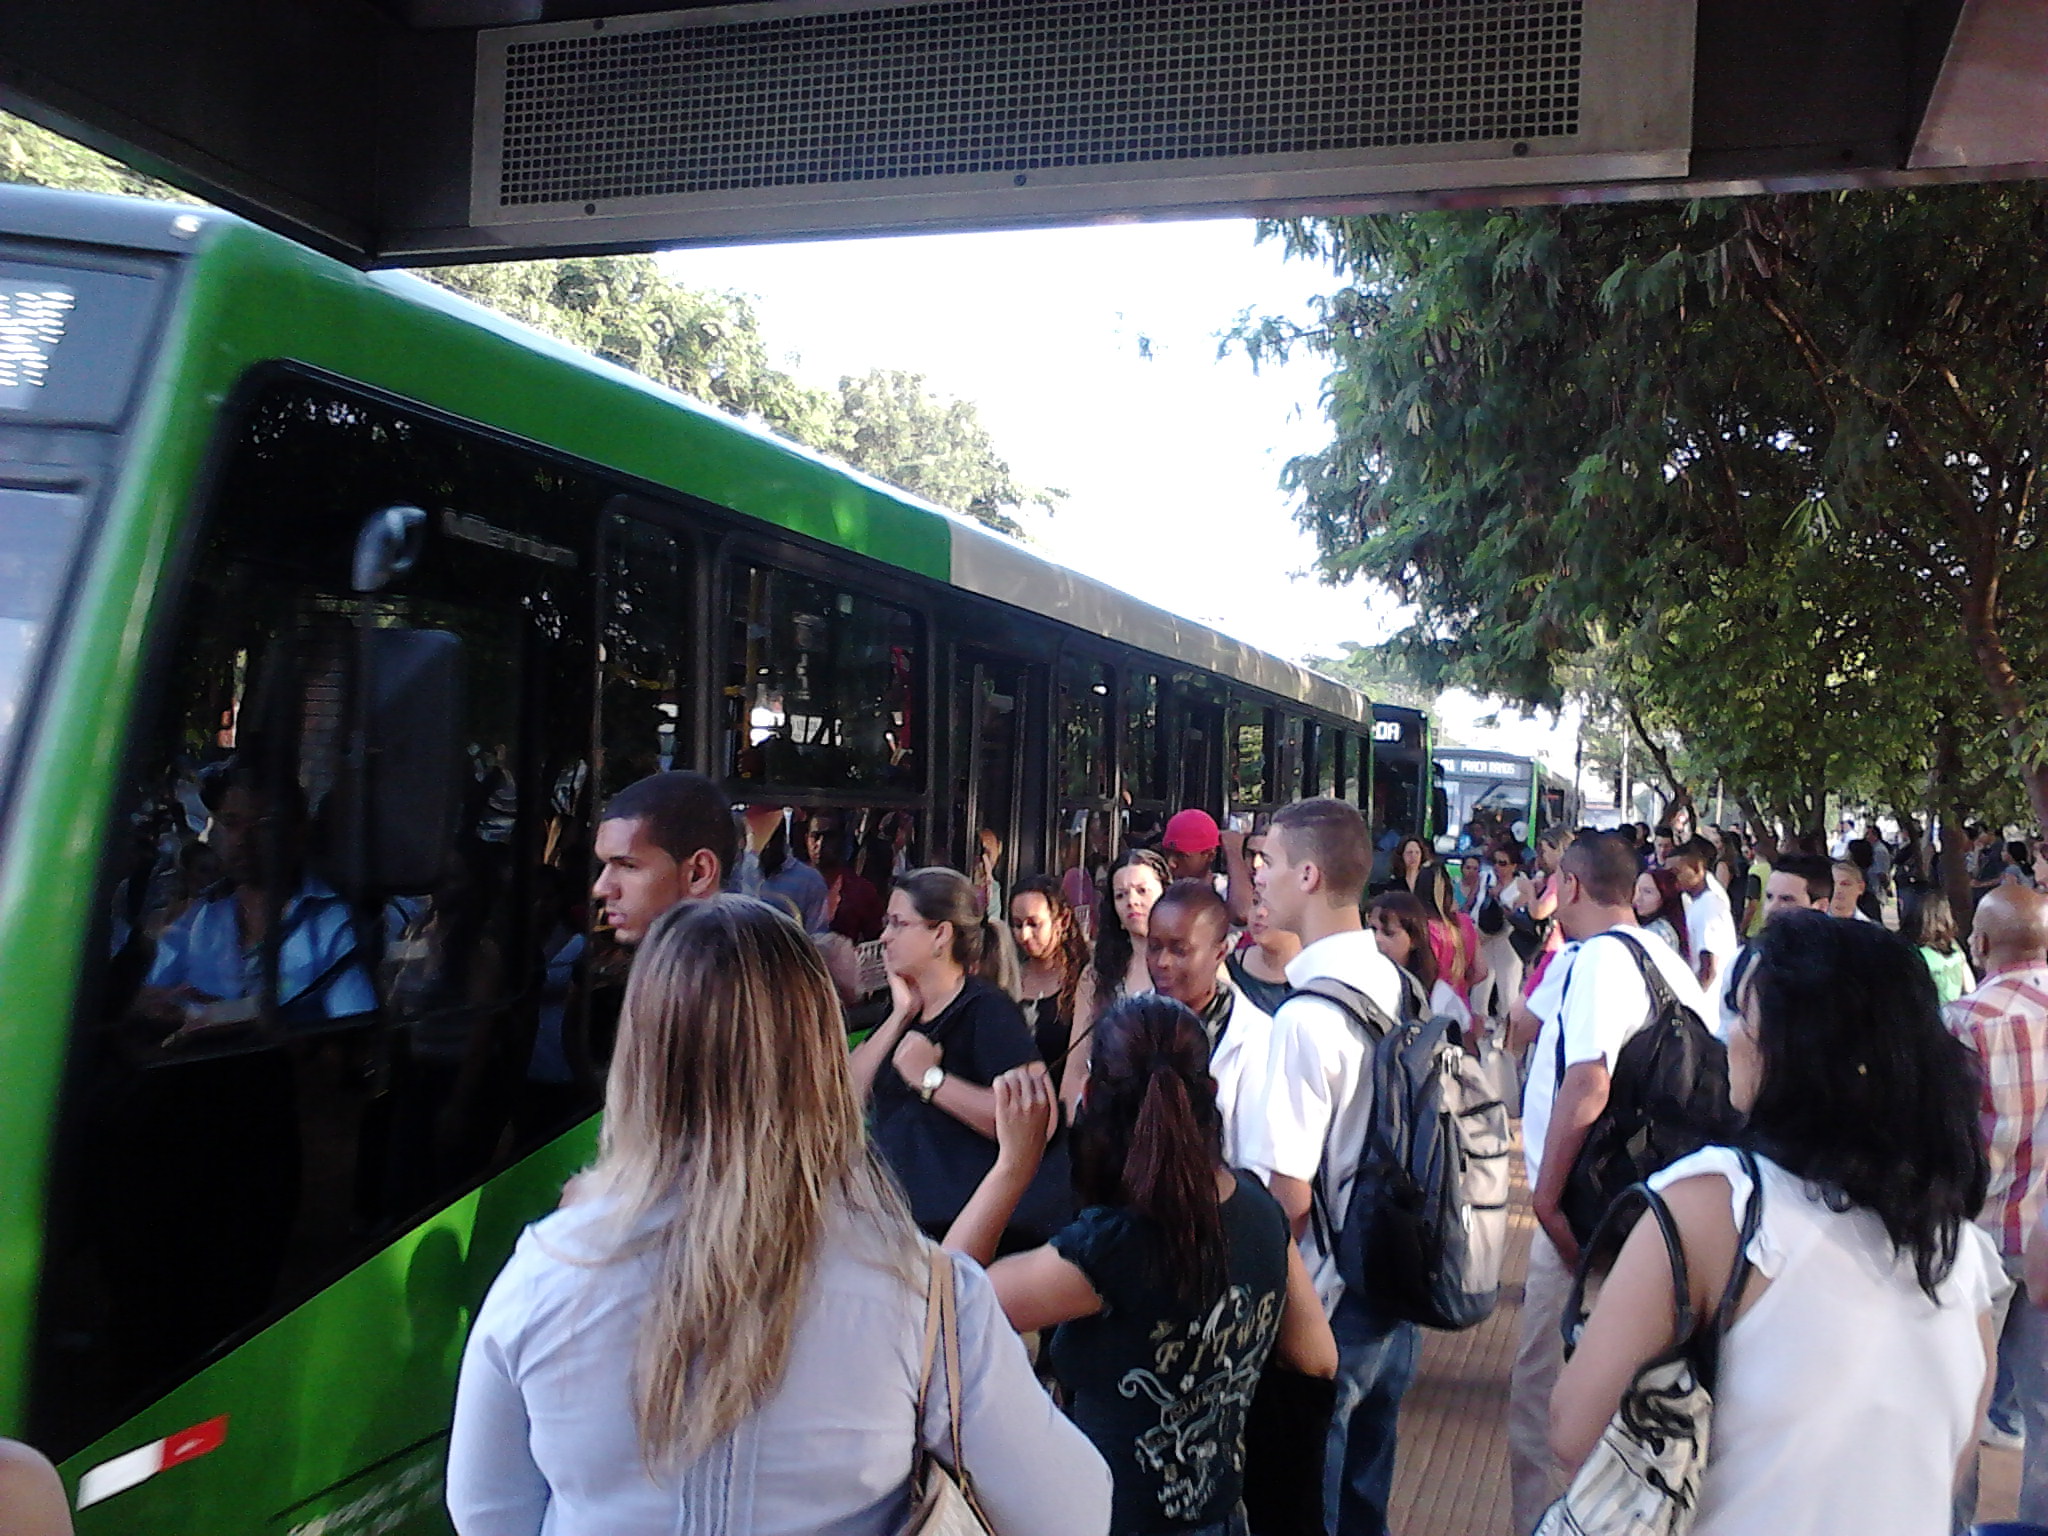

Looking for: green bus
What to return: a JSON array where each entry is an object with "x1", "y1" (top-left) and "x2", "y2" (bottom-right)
[
  {"x1": 0, "y1": 185, "x2": 1372, "y2": 1533},
  {"x1": 1433, "y1": 747, "x2": 1578, "y2": 854}
]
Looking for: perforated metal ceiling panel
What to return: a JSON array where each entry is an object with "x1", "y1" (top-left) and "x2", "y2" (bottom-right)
[{"x1": 473, "y1": 0, "x2": 1693, "y2": 239}]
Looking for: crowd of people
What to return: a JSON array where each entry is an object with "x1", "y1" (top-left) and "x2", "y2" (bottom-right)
[{"x1": 368, "y1": 769, "x2": 2048, "y2": 1536}]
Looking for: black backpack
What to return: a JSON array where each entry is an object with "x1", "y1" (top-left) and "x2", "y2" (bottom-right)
[
  {"x1": 1554, "y1": 930, "x2": 1742, "y2": 1245},
  {"x1": 1299, "y1": 976, "x2": 1512, "y2": 1331}
]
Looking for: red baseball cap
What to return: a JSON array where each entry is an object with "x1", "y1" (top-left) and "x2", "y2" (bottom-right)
[{"x1": 1160, "y1": 809, "x2": 1221, "y2": 855}]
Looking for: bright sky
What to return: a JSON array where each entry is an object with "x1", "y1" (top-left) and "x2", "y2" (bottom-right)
[{"x1": 661, "y1": 220, "x2": 1584, "y2": 779}]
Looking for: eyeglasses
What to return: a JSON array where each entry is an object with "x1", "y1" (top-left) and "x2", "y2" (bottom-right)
[{"x1": 882, "y1": 915, "x2": 934, "y2": 934}]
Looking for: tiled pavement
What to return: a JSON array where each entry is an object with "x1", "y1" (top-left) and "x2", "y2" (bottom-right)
[{"x1": 1388, "y1": 1147, "x2": 2022, "y2": 1534}]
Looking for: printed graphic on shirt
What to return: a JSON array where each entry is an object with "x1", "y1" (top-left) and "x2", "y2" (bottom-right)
[{"x1": 1119, "y1": 1284, "x2": 1279, "y2": 1522}]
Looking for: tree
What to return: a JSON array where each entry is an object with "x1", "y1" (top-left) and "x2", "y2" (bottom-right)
[
  {"x1": 1305, "y1": 640, "x2": 1435, "y2": 712},
  {"x1": 821, "y1": 368, "x2": 1059, "y2": 539},
  {"x1": 0, "y1": 113, "x2": 1054, "y2": 537},
  {"x1": 1244, "y1": 189, "x2": 2048, "y2": 833},
  {"x1": 423, "y1": 258, "x2": 842, "y2": 443},
  {"x1": 0, "y1": 113, "x2": 190, "y2": 201}
]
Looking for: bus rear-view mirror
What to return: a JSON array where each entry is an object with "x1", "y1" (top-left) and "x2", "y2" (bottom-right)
[{"x1": 329, "y1": 627, "x2": 465, "y2": 896}]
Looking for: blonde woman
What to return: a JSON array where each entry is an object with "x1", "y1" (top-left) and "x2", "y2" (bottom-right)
[{"x1": 447, "y1": 896, "x2": 1111, "y2": 1536}]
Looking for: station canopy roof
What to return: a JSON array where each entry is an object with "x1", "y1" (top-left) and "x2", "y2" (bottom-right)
[{"x1": 1, "y1": 0, "x2": 2042, "y2": 267}]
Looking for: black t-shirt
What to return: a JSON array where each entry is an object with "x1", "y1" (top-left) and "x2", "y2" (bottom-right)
[
  {"x1": 1023, "y1": 991, "x2": 1073, "y2": 1088},
  {"x1": 1224, "y1": 952, "x2": 1292, "y2": 1019},
  {"x1": 1048, "y1": 1171, "x2": 1290, "y2": 1535},
  {"x1": 870, "y1": 976, "x2": 1072, "y2": 1239}
]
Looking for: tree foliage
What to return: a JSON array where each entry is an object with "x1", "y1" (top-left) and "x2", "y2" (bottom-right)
[
  {"x1": 0, "y1": 112, "x2": 1054, "y2": 536},
  {"x1": 1304, "y1": 639, "x2": 1439, "y2": 713},
  {"x1": 1248, "y1": 189, "x2": 2048, "y2": 833}
]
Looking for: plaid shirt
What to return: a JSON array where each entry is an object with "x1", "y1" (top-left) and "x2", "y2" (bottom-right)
[{"x1": 1946, "y1": 962, "x2": 2048, "y2": 1258}]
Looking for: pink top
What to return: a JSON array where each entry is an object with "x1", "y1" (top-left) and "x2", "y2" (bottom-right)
[{"x1": 1427, "y1": 913, "x2": 1483, "y2": 1000}]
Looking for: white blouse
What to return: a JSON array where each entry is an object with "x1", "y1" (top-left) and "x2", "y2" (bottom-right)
[
  {"x1": 1648, "y1": 1148, "x2": 2002, "y2": 1536},
  {"x1": 447, "y1": 1195, "x2": 1111, "y2": 1536}
]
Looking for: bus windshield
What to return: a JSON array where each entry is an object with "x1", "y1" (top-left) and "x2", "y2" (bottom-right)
[
  {"x1": 0, "y1": 247, "x2": 170, "y2": 773},
  {"x1": 0, "y1": 485, "x2": 86, "y2": 763}
]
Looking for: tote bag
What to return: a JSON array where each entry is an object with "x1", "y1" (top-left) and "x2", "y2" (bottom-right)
[{"x1": 1534, "y1": 1151, "x2": 1761, "y2": 1536}]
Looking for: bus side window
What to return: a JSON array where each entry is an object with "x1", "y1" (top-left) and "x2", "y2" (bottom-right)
[{"x1": 31, "y1": 379, "x2": 604, "y2": 1460}]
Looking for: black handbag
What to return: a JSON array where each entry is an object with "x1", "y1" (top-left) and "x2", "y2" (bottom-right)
[
  {"x1": 1476, "y1": 894, "x2": 1507, "y2": 936},
  {"x1": 1506, "y1": 905, "x2": 1547, "y2": 964},
  {"x1": 1241, "y1": 1364, "x2": 1337, "y2": 1536}
]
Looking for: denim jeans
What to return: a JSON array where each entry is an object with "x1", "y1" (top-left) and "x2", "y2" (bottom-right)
[
  {"x1": 1958, "y1": 1270, "x2": 2048, "y2": 1531},
  {"x1": 1323, "y1": 1293, "x2": 1422, "y2": 1536}
]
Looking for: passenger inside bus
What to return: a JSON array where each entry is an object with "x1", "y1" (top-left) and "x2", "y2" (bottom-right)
[{"x1": 132, "y1": 763, "x2": 375, "y2": 1039}]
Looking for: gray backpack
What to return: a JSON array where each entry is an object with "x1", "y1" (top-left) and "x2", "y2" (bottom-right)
[{"x1": 1302, "y1": 976, "x2": 1512, "y2": 1330}]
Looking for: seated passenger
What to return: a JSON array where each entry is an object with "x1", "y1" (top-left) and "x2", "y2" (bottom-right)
[
  {"x1": 136, "y1": 768, "x2": 373, "y2": 1035},
  {"x1": 1549, "y1": 911, "x2": 1999, "y2": 1535}
]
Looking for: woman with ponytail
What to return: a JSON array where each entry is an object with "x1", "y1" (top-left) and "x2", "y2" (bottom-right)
[
  {"x1": 855, "y1": 867, "x2": 1070, "y2": 1248},
  {"x1": 947, "y1": 995, "x2": 1336, "y2": 1536}
]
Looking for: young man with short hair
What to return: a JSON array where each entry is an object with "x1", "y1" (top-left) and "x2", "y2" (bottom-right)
[
  {"x1": 1829, "y1": 858, "x2": 1879, "y2": 922},
  {"x1": 1506, "y1": 831, "x2": 1711, "y2": 1533},
  {"x1": 1240, "y1": 797, "x2": 1408, "y2": 1536},
  {"x1": 1666, "y1": 835, "x2": 1739, "y2": 993},
  {"x1": 590, "y1": 770, "x2": 738, "y2": 945},
  {"x1": 1762, "y1": 853, "x2": 1833, "y2": 920}
]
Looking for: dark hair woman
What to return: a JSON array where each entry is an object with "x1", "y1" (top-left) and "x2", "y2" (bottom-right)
[
  {"x1": 946, "y1": 996, "x2": 1336, "y2": 1536},
  {"x1": 1393, "y1": 834, "x2": 1432, "y2": 894},
  {"x1": 851, "y1": 868, "x2": 1066, "y2": 1248},
  {"x1": 1009, "y1": 874, "x2": 1092, "y2": 1090},
  {"x1": 1550, "y1": 912, "x2": 1998, "y2": 1534},
  {"x1": 1365, "y1": 890, "x2": 1443, "y2": 1020},
  {"x1": 1067, "y1": 847, "x2": 1170, "y2": 1114},
  {"x1": 1631, "y1": 865, "x2": 1692, "y2": 963}
]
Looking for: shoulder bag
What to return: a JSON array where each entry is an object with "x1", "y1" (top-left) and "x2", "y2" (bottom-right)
[
  {"x1": 896, "y1": 1248, "x2": 996, "y2": 1536},
  {"x1": 1534, "y1": 1150, "x2": 1763, "y2": 1536}
]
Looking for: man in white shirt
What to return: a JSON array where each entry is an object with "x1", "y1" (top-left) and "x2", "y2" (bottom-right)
[
  {"x1": 1237, "y1": 797, "x2": 1409, "y2": 1536},
  {"x1": 1830, "y1": 858, "x2": 1880, "y2": 922},
  {"x1": 1506, "y1": 831, "x2": 1712, "y2": 1535},
  {"x1": 1668, "y1": 836, "x2": 1739, "y2": 994}
]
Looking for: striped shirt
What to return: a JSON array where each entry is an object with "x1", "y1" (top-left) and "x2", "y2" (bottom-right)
[{"x1": 1946, "y1": 963, "x2": 2048, "y2": 1258}]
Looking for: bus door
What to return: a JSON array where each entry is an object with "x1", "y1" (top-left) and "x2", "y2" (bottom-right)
[{"x1": 951, "y1": 648, "x2": 1036, "y2": 909}]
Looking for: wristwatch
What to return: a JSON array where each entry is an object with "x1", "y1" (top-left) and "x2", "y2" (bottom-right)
[{"x1": 918, "y1": 1064, "x2": 946, "y2": 1103}]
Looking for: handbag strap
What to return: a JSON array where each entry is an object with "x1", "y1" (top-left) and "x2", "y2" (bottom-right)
[
  {"x1": 1694, "y1": 1148, "x2": 1765, "y2": 1389},
  {"x1": 936, "y1": 1248, "x2": 968, "y2": 1471},
  {"x1": 1558, "y1": 1150, "x2": 1767, "y2": 1381},
  {"x1": 912, "y1": 1246, "x2": 945, "y2": 1431},
  {"x1": 1559, "y1": 1183, "x2": 1692, "y2": 1356}
]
